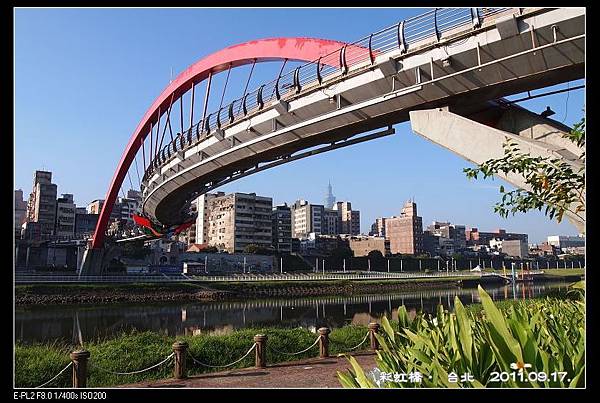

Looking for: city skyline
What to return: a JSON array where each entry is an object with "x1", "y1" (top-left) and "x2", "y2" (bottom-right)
[
  {"x1": 15, "y1": 8, "x2": 584, "y2": 243},
  {"x1": 15, "y1": 171, "x2": 578, "y2": 245}
]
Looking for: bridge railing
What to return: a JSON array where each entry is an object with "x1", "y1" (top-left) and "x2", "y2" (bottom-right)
[{"x1": 144, "y1": 7, "x2": 514, "y2": 181}]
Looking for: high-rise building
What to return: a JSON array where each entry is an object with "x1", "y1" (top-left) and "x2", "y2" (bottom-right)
[
  {"x1": 27, "y1": 171, "x2": 58, "y2": 236},
  {"x1": 75, "y1": 213, "x2": 99, "y2": 237},
  {"x1": 334, "y1": 201, "x2": 360, "y2": 235},
  {"x1": 55, "y1": 194, "x2": 76, "y2": 236},
  {"x1": 188, "y1": 192, "x2": 225, "y2": 245},
  {"x1": 272, "y1": 204, "x2": 292, "y2": 252},
  {"x1": 207, "y1": 192, "x2": 273, "y2": 253},
  {"x1": 369, "y1": 217, "x2": 387, "y2": 237},
  {"x1": 425, "y1": 221, "x2": 467, "y2": 254},
  {"x1": 322, "y1": 208, "x2": 339, "y2": 235},
  {"x1": 324, "y1": 181, "x2": 336, "y2": 209},
  {"x1": 385, "y1": 200, "x2": 423, "y2": 255},
  {"x1": 14, "y1": 190, "x2": 28, "y2": 237},
  {"x1": 291, "y1": 200, "x2": 324, "y2": 238}
]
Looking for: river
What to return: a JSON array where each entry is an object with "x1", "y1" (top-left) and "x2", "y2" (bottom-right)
[{"x1": 15, "y1": 280, "x2": 570, "y2": 344}]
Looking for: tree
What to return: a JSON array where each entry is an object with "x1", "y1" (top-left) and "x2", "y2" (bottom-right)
[
  {"x1": 464, "y1": 115, "x2": 585, "y2": 231},
  {"x1": 243, "y1": 244, "x2": 260, "y2": 254},
  {"x1": 243, "y1": 244, "x2": 275, "y2": 255},
  {"x1": 330, "y1": 246, "x2": 353, "y2": 259},
  {"x1": 367, "y1": 250, "x2": 384, "y2": 260}
]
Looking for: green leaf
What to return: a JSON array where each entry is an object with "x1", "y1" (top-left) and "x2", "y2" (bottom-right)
[
  {"x1": 454, "y1": 297, "x2": 473, "y2": 368},
  {"x1": 346, "y1": 355, "x2": 376, "y2": 388},
  {"x1": 478, "y1": 286, "x2": 523, "y2": 364},
  {"x1": 337, "y1": 370, "x2": 360, "y2": 388},
  {"x1": 381, "y1": 315, "x2": 395, "y2": 343}
]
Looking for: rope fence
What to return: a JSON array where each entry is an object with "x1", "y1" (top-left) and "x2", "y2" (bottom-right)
[
  {"x1": 267, "y1": 335, "x2": 321, "y2": 356},
  {"x1": 343, "y1": 331, "x2": 371, "y2": 352},
  {"x1": 89, "y1": 352, "x2": 174, "y2": 375},
  {"x1": 34, "y1": 362, "x2": 72, "y2": 388},
  {"x1": 36, "y1": 324, "x2": 383, "y2": 387},
  {"x1": 187, "y1": 343, "x2": 256, "y2": 368}
]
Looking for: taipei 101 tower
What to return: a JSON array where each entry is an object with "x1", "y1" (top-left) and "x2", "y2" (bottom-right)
[{"x1": 324, "y1": 180, "x2": 336, "y2": 209}]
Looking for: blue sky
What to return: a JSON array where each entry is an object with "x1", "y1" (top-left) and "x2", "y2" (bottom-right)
[{"x1": 14, "y1": 8, "x2": 584, "y2": 243}]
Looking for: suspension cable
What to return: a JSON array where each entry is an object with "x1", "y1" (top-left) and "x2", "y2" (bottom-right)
[
  {"x1": 141, "y1": 137, "x2": 146, "y2": 175},
  {"x1": 237, "y1": 59, "x2": 256, "y2": 115},
  {"x1": 157, "y1": 94, "x2": 175, "y2": 156},
  {"x1": 126, "y1": 170, "x2": 134, "y2": 193},
  {"x1": 271, "y1": 58, "x2": 288, "y2": 99},
  {"x1": 218, "y1": 63, "x2": 232, "y2": 112},
  {"x1": 134, "y1": 155, "x2": 141, "y2": 188}
]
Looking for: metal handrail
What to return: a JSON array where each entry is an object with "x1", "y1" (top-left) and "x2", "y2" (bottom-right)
[{"x1": 143, "y1": 7, "x2": 513, "y2": 180}]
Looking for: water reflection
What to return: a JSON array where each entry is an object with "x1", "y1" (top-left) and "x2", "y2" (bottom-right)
[{"x1": 15, "y1": 281, "x2": 568, "y2": 344}]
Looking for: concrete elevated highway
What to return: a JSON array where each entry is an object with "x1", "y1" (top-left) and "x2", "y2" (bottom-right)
[{"x1": 83, "y1": 7, "x2": 584, "y2": 275}]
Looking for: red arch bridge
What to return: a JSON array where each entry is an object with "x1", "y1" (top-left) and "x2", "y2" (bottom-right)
[{"x1": 80, "y1": 7, "x2": 585, "y2": 275}]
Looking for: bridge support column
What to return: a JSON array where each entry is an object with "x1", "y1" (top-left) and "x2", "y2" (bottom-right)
[
  {"x1": 409, "y1": 105, "x2": 584, "y2": 233},
  {"x1": 79, "y1": 248, "x2": 105, "y2": 276}
]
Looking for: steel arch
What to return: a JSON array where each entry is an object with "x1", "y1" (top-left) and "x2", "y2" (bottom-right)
[{"x1": 92, "y1": 37, "x2": 364, "y2": 249}]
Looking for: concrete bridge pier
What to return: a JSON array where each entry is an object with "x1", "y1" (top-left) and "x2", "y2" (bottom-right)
[
  {"x1": 79, "y1": 247, "x2": 105, "y2": 276},
  {"x1": 79, "y1": 243, "x2": 121, "y2": 276},
  {"x1": 409, "y1": 104, "x2": 584, "y2": 233}
]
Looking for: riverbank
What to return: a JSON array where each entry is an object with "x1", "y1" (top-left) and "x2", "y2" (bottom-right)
[
  {"x1": 15, "y1": 270, "x2": 583, "y2": 305},
  {"x1": 15, "y1": 277, "x2": 467, "y2": 305}
]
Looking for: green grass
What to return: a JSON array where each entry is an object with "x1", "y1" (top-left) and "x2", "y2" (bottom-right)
[
  {"x1": 540, "y1": 268, "x2": 584, "y2": 277},
  {"x1": 15, "y1": 325, "x2": 370, "y2": 388}
]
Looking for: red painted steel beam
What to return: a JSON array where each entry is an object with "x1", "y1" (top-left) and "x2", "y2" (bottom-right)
[{"x1": 91, "y1": 37, "x2": 367, "y2": 249}]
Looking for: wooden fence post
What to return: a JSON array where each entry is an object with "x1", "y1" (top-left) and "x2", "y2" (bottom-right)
[
  {"x1": 172, "y1": 341, "x2": 188, "y2": 379},
  {"x1": 318, "y1": 327, "x2": 331, "y2": 358},
  {"x1": 368, "y1": 323, "x2": 380, "y2": 351},
  {"x1": 70, "y1": 350, "x2": 90, "y2": 388},
  {"x1": 254, "y1": 334, "x2": 267, "y2": 368}
]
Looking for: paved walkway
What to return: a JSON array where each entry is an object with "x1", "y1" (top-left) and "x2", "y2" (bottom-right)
[{"x1": 121, "y1": 352, "x2": 377, "y2": 388}]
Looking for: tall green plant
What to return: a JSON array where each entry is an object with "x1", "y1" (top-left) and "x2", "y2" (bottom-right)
[{"x1": 338, "y1": 286, "x2": 584, "y2": 388}]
